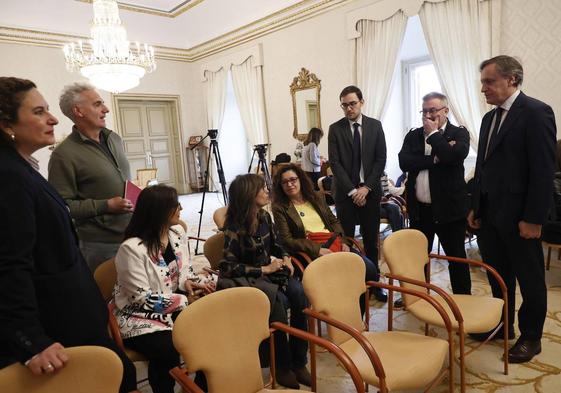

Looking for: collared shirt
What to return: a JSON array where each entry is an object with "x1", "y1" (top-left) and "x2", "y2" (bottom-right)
[
  {"x1": 489, "y1": 89, "x2": 520, "y2": 135},
  {"x1": 347, "y1": 114, "x2": 365, "y2": 196},
  {"x1": 415, "y1": 121, "x2": 448, "y2": 204},
  {"x1": 484, "y1": 90, "x2": 520, "y2": 159}
]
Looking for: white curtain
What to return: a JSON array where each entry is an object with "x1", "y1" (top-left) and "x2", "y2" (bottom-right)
[
  {"x1": 419, "y1": 0, "x2": 495, "y2": 148},
  {"x1": 231, "y1": 56, "x2": 269, "y2": 146},
  {"x1": 204, "y1": 68, "x2": 227, "y2": 130},
  {"x1": 356, "y1": 11, "x2": 408, "y2": 119}
]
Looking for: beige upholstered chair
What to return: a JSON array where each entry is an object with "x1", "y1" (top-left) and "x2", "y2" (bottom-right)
[
  {"x1": 170, "y1": 287, "x2": 365, "y2": 393},
  {"x1": 212, "y1": 206, "x2": 228, "y2": 230},
  {"x1": 93, "y1": 259, "x2": 148, "y2": 364},
  {"x1": 202, "y1": 232, "x2": 225, "y2": 271},
  {"x1": 302, "y1": 252, "x2": 454, "y2": 393},
  {"x1": 0, "y1": 346, "x2": 123, "y2": 393},
  {"x1": 383, "y1": 229, "x2": 509, "y2": 393}
]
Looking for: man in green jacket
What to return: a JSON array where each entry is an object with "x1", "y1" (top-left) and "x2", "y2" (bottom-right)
[{"x1": 49, "y1": 83, "x2": 133, "y2": 271}]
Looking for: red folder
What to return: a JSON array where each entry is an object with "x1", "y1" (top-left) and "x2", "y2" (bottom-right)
[{"x1": 124, "y1": 180, "x2": 142, "y2": 207}]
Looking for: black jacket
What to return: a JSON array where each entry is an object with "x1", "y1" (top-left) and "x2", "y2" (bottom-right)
[
  {"x1": 0, "y1": 146, "x2": 109, "y2": 367},
  {"x1": 328, "y1": 115, "x2": 386, "y2": 202},
  {"x1": 472, "y1": 92, "x2": 556, "y2": 227},
  {"x1": 398, "y1": 121, "x2": 470, "y2": 224}
]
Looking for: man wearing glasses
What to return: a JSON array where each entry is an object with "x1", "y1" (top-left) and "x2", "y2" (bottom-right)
[
  {"x1": 398, "y1": 92, "x2": 472, "y2": 295},
  {"x1": 328, "y1": 85, "x2": 387, "y2": 302}
]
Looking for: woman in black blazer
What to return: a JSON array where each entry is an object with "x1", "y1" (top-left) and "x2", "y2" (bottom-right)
[{"x1": 0, "y1": 77, "x2": 136, "y2": 392}]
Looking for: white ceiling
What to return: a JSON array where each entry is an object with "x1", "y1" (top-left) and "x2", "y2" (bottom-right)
[{"x1": 0, "y1": 0, "x2": 304, "y2": 48}]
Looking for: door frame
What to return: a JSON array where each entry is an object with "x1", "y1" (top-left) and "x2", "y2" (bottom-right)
[{"x1": 111, "y1": 93, "x2": 188, "y2": 194}]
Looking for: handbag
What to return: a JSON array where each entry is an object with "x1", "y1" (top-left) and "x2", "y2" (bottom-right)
[{"x1": 306, "y1": 232, "x2": 343, "y2": 252}]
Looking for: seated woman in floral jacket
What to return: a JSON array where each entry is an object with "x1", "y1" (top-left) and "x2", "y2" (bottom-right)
[{"x1": 114, "y1": 185, "x2": 213, "y2": 393}]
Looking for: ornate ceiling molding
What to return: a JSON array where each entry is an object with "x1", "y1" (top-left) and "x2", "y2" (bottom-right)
[
  {"x1": 75, "y1": 0, "x2": 205, "y2": 18},
  {"x1": 0, "y1": 0, "x2": 351, "y2": 62}
]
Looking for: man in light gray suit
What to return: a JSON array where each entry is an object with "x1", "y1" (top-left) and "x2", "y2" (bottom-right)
[{"x1": 328, "y1": 85, "x2": 387, "y2": 301}]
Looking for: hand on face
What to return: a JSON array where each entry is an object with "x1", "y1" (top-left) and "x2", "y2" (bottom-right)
[{"x1": 421, "y1": 98, "x2": 447, "y2": 135}]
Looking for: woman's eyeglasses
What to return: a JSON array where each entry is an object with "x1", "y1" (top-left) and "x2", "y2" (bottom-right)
[{"x1": 281, "y1": 177, "x2": 299, "y2": 186}]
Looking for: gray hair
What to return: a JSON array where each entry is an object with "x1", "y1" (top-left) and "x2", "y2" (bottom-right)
[
  {"x1": 59, "y1": 82, "x2": 96, "y2": 121},
  {"x1": 480, "y1": 55, "x2": 524, "y2": 87},
  {"x1": 422, "y1": 92, "x2": 448, "y2": 107}
]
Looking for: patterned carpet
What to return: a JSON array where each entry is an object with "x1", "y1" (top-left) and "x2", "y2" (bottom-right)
[{"x1": 148, "y1": 193, "x2": 561, "y2": 393}]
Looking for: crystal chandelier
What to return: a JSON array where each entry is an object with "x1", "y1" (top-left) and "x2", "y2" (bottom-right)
[{"x1": 63, "y1": 0, "x2": 156, "y2": 93}]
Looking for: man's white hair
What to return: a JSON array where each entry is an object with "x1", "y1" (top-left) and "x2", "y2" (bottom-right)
[{"x1": 59, "y1": 82, "x2": 97, "y2": 121}]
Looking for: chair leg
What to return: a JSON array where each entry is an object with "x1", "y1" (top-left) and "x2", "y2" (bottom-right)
[
  {"x1": 458, "y1": 328, "x2": 466, "y2": 393},
  {"x1": 308, "y1": 318, "x2": 317, "y2": 392},
  {"x1": 546, "y1": 246, "x2": 551, "y2": 270}
]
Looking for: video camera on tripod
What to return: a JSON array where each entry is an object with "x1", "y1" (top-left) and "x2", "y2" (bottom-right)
[
  {"x1": 192, "y1": 129, "x2": 228, "y2": 254},
  {"x1": 248, "y1": 143, "x2": 272, "y2": 191}
]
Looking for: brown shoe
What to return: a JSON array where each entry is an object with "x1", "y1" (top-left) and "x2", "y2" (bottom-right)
[
  {"x1": 293, "y1": 366, "x2": 311, "y2": 387},
  {"x1": 276, "y1": 369, "x2": 299, "y2": 389}
]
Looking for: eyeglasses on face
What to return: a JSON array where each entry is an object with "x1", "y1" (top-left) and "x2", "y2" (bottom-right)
[
  {"x1": 281, "y1": 176, "x2": 299, "y2": 186},
  {"x1": 420, "y1": 107, "x2": 447, "y2": 115},
  {"x1": 340, "y1": 101, "x2": 360, "y2": 110}
]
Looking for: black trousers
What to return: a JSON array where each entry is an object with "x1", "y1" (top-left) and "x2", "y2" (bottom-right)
[
  {"x1": 271, "y1": 277, "x2": 309, "y2": 371},
  {"x1": 305, "y1": 171, "x2": 321, "y2": 190},
  {"x1": 124, "y1": 330, "x2": 180, "y2": 393},
  {"x1": 477, "y1": 212, "x2": 547, "y2": 340},
  {"x1": 411, "y1": 203, "x2": 471, "y2": 295},
  {"x1": 336, "y1": 193, "x2": 380, "y2": 267}
]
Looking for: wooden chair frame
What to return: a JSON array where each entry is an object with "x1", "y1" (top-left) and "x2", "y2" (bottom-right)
[
  {"x1": 304, "y1": 281, "x2": 455, "y2": 393},
  {"x1": 384, "y1": 253, "x2": 509, "y2": 393}
]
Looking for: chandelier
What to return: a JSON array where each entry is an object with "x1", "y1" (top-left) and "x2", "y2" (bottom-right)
[{"x1": 63, "y1": 0, "x2": 156, "y2": 93}]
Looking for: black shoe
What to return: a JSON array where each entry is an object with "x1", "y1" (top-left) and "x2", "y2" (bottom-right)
[
  {"x1": 468, "y1": 326, "x2": 515, "y2": 342},
  {"x1": 393, "y1": 298, "x2": 404, "y2": 309},
  {"x1": 371, "y1": 287, "x2": 388, "y2": 303},
  {"x1": 276, "y1": 369, "x2": 299, "y2": 389},
  {"x1": 507, "y1": 339, "x2": 541, "y2": 363},
  {"x1": 292, "y1": 366, "x2": 311, "y2": 387}
]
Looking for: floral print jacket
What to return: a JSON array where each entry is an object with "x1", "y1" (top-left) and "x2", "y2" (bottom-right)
[{"x1": 113, "y1": 225, "x2": 196, "y2": 339}]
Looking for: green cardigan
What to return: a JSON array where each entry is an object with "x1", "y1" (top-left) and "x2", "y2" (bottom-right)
[
  {"x1": 48, "y1": 127, "x2": 131, "y2": 243},
  {"x1": 272, "y1": 193, "x2": 345, "y2": 259}
]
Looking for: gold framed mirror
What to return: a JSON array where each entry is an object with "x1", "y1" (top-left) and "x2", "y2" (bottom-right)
[{"x1": 290, "y1": 68, "x2": 321, "y2": 141}]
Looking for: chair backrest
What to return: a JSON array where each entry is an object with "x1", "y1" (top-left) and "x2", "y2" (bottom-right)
[
  {"x1": 302, "y1": 252, "x2": 365, "y2": 344},
  {"x1": 93, "y1": 258, "x2": 117, "y2": 302},
  {"x1": 172, "y1": 287, "x2": 271, "y2": 393},
  {"x1": 137, "y1": 168, "x2": 157, "y2": 187},
  {"x1": 212, "y1": 206, "x2": 228, "y2": 230},
  {"x1": 0, "y1": 346, "x2": 123, "y2": 393},
  {"x1": 203, "y1": 232, "x2": 225, "y2": 271},
  {"x1": 382, "y1": 229, "x2": 429, "y2": 306}
]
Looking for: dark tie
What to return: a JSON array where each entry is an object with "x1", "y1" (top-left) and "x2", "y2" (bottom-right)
[
  {"x1": 485, "y1": 107, "x2": 504, "y2": 159},
  {"x1": 351, "y1": 122, "x2": 361, "y2": 187}
]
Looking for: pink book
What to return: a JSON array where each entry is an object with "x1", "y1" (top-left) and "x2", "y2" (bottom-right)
[{"x1": 125, "y1": 180, "x2": 142, "y2": 208}]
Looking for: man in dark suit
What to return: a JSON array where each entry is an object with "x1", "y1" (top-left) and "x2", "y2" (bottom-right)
[
  {"x1": 398, "y1": 92, "x2": 471, "y2": 295},
  {"x1": 468, "y1": 55, "x2": 556, "y2": 363},
  {"x1": 328, "y1": 85, "x2": 387, "y2": 301}
]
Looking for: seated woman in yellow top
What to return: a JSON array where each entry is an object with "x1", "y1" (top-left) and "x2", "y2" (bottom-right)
[{"x1": 271, "y1": 163, "x2": 386, "y2": 303}]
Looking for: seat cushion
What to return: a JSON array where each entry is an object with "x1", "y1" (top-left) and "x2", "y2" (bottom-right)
[
  {"x1": 339, "y1": 331, "x2": 448, "y2": 391},
  {"x1": 407, "y1": 294, "x2": 504, "y2": 333}
]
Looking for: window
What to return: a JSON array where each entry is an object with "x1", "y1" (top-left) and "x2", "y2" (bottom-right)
[{"x1": 402, "y1": 57, "x2": 457, "y2": 131}]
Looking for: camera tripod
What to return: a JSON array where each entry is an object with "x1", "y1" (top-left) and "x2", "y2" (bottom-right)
[
  {"x1": 248, "y1": 144, "x2": 272, "y2": 191},
  {"x1": 193, "y1": 129, "x2": 228, "y2": 255}
]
